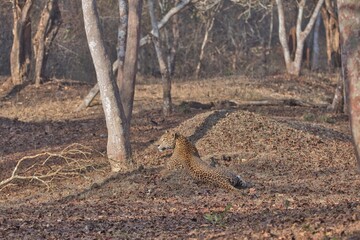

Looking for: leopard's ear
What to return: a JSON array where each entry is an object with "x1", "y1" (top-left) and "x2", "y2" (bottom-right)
[{"x1": 174, "y1": 132, "x2": 179, "y2": 139}]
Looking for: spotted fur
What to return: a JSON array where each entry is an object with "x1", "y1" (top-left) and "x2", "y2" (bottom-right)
[{"x1": 157, "y1": 131, "x2": 248, "y2": 191}]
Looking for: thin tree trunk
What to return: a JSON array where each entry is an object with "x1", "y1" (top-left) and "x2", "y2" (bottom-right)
[
  {"x1": 118, "y1": 0, "x2": 143, "y2": 123},
  {"x1": 33, "y1": 0, "x2": 61, "y2": 87},
  {"x1": 75, "y1": 84, "x2": 99, "y2": 111},
  {"x1": 82, "y1": 0, "x2": 131, "y2": 172},
  {"x1": 158, "y1": 0, "x2": 179, "y2": 76},
  {"x1": 227, "y1": 21, "x2": 238, "y2": 72},
  {"x1": 194, "y1": 15, "x2": 216, "y2": 79},
  {"x1": 116, "y1": 0, "x2": 128, "y2": 89},
  {"x1": 311, "y1": 12, "x2": 321, "y2": 70},
  {"x1": 165, "y1": 1, "x2": 180, "y2": 76},
  {"x1": 276, "y1": 0, "x2": 292, "y2": 69},
  {"x1": 268, "y1": 0, "x2": 274, "y2": 49},
  {"x1": 338, "y1": 0, "x2": 360, "y2": 171},
  {"x1": 148, "y1": 0, "x2": 172, "y2": 116},
  {"x1": 321, "y1": 6, "x2": 332, "y2": 68},
  {"x1": 321, "y1": 0, "x2": 341, "y2": 71},
  {"x1": 329, "y1": 74, "x2": 344, "y2": 113}
]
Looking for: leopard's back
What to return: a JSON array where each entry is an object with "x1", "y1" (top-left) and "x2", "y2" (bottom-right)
[
  {"x1": 187, "y1": 157, "x2": 238, "y2": 191},
  {"x1": 173, "y1": 135, "x2": 243, "y2": 191},
  {"x1": 158, "y1": 132, "x2": 248, "y2": 191}
]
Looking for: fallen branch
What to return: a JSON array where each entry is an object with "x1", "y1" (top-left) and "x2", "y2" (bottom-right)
[
  {"x1": 179, "y1": 99, "x2": 327, "y2": 110},
  {"x1": 0, "y1": 143, "x2": 106, "y2": 191},
  {"x1": 231, "y1": 99, "x2": 328, "y2": 107}
]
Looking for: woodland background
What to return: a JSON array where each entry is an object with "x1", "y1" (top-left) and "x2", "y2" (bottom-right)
[{"x1": 0, "y1": 0, "x2": 330, "y2": 82}]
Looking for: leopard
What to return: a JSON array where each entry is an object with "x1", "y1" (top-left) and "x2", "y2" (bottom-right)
[{"x1": 157, "y1": 131, "x2": 249, "y2": 192}]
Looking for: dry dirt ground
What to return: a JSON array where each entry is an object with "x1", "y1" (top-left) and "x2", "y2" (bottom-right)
[{"x1": 0, "y1": 74, "x2": 360, "y2": 239}]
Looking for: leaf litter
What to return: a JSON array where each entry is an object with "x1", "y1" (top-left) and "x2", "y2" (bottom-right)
[{"x1": 0, "y1": 75, "x2": 359, "y2": 239}]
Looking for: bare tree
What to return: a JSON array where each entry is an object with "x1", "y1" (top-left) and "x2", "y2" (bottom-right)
[
  {"x1": 337, "y1": 0, "x2": 360, "y2": 170},
  {"x1": 158, "y1": 0, "x2": 180, "y2": 76},
  {"x1": 148, "y1": 0, "x2": 172, "y2": 116},
  {"x1": 77, "y1": 0, "x2": 190, "y2": 111},
  {"x1": 276, "y1": 0, "x2": 324, "y2": 76},
  {"x1": 32, "y1": 0, "x2": 61, "y2": 87},
  {"x1": 194, "y1": 1, "x2": 222, "y2": 79},
  {"x1": 81, "y1": 0, "x2": 142, "y2": 172}
]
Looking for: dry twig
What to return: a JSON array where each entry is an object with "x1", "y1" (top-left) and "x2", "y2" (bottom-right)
[{"x1": 0, "y1": 143, "x2": 105, "y2": 191}]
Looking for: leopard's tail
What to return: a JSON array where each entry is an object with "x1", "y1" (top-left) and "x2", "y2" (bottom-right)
[{"x1": 233, "y1": 175, "x2": 251, "y2": 189}]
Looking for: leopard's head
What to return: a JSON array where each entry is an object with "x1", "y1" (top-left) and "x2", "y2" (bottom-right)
[{"x1": 157, "y1": 131, "x2": 177, "y2": 152}]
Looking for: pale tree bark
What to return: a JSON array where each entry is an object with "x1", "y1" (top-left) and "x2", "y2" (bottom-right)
[
  {"x1": 140, "y1": 0, "x2": 190, "y2": 46},
  {"x1": 268, "y1": 0, "x2": 274, "y2": 49},
  {"x1": 148, "y1": 0, "x2": 172, "y2": 116},
  {"x1": 117, "y1": 0, "x2": 143, "y2": 123},
  {"x1": 116, "y1": 0, "x2": 128, "y2": 89},
  {"x1": 169, "y1": 11, "x2": 180, "y2": 76},
  {"x1": 311, "y1": 12, "x2": 321, "y2": 71},
  {"x1": 75, "y1": 83, "x2": 99, "y2": 112},
  {"x1": 337, "y1": 0, "x2": 360, "y2": 171},
  {"x1": 194, "y1": 16, "x2": 215, "y2": 79},
  {"x1": 194, "y1": 2, "x2": 222, "y2": 79},
  {"x1": 33, "y1": 0, "x2": 61, "y2": 87},
  {"x1": 329, "y1": 73, "x2": 344, "y2": 113},
  {"x1": 276, "y1": 0, "x2": 325, "y2": 76},
  {"x1": 227, "y1": 20, "x2": 239, "y2": 72},
  {"x1": 159, "y1": 0, "x2": 180, "y2": 76},
  {"x1": 9, "y1": 0, "x2": 33, "y2": 86},
  {"x1": 81, "y1": 0, "x2": 133, "y2": 172},
  {"x1": 321, "y1": 0, "x2": 341, "y2": 70},
  {"x1": 77, "y1": 0, "x2": 190, "y2": 111}
]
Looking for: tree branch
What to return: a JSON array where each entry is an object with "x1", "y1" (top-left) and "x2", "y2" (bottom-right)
[{"x1": 0, "y1": 143, "x2": 105, "y2": 191}]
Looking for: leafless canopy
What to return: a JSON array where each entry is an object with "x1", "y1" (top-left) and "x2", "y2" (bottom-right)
[{"x1": 192, "y1": 0, "x2": 272, "y2": 12}]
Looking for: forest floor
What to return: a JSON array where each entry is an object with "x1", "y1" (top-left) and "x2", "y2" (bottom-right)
[{"x1": 0, "y1": 73, "x2": 360, "y2": 239}]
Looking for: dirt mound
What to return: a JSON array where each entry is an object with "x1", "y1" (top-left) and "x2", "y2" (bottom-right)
[{"x1": 141, "y1": 110, "x2": 354, "y2": 172}]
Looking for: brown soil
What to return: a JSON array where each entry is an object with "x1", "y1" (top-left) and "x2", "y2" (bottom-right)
[{"x1": 0, "y1": 74, "x2": 359, "y2": 239}]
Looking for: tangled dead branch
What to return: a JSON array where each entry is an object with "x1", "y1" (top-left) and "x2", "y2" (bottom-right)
[{"x1": 0, "y1": 143, "x2": 106, "y2": 191}]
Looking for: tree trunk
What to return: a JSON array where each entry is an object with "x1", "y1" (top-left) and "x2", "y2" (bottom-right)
[
  {"x1": 81, "y1": 0, "x2": 132, "y2": 172},
  {"x1": 311, "y1": 13, "x2": 321, "y2": 71},
  {"x1": 337, "y1": 0, "x2": 360, "y2": 171},
  {"x1": 276, "y1": 0, "x2": 324, "y2": 76},
  {"x1": 10, "y1": 0, "x2": 33, "y2": 86},
  {"x1": 194, "y1": 14, "x2": 216, "y2": 79},
  {"x1": 268, "y1": 0, "x2": 274, "y2": 50},
  {"x1": 33, "y1": 0, "x2": 61, "y2": 87},
  {"x1": 116, "y1": 0, "x2": 128, "y2": 89},
  {"x1": 169, "y1": 13, "x2": 180, "y2": 76},
  {"x1": 75, "y1": 84, "x2": 99, "y2": 112},
  {"x1": 148, "y1": 0, "x2": 172, "y2": 116},
  {"x1": 329, "y1": 73, "x2": 344, "y2": 113},
  {"x1": 117, "y1": 0, "x2": 143, "y2": 123},
  {"x1": 321, "y1": 0, "x2": 341, "y2": 71}
]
